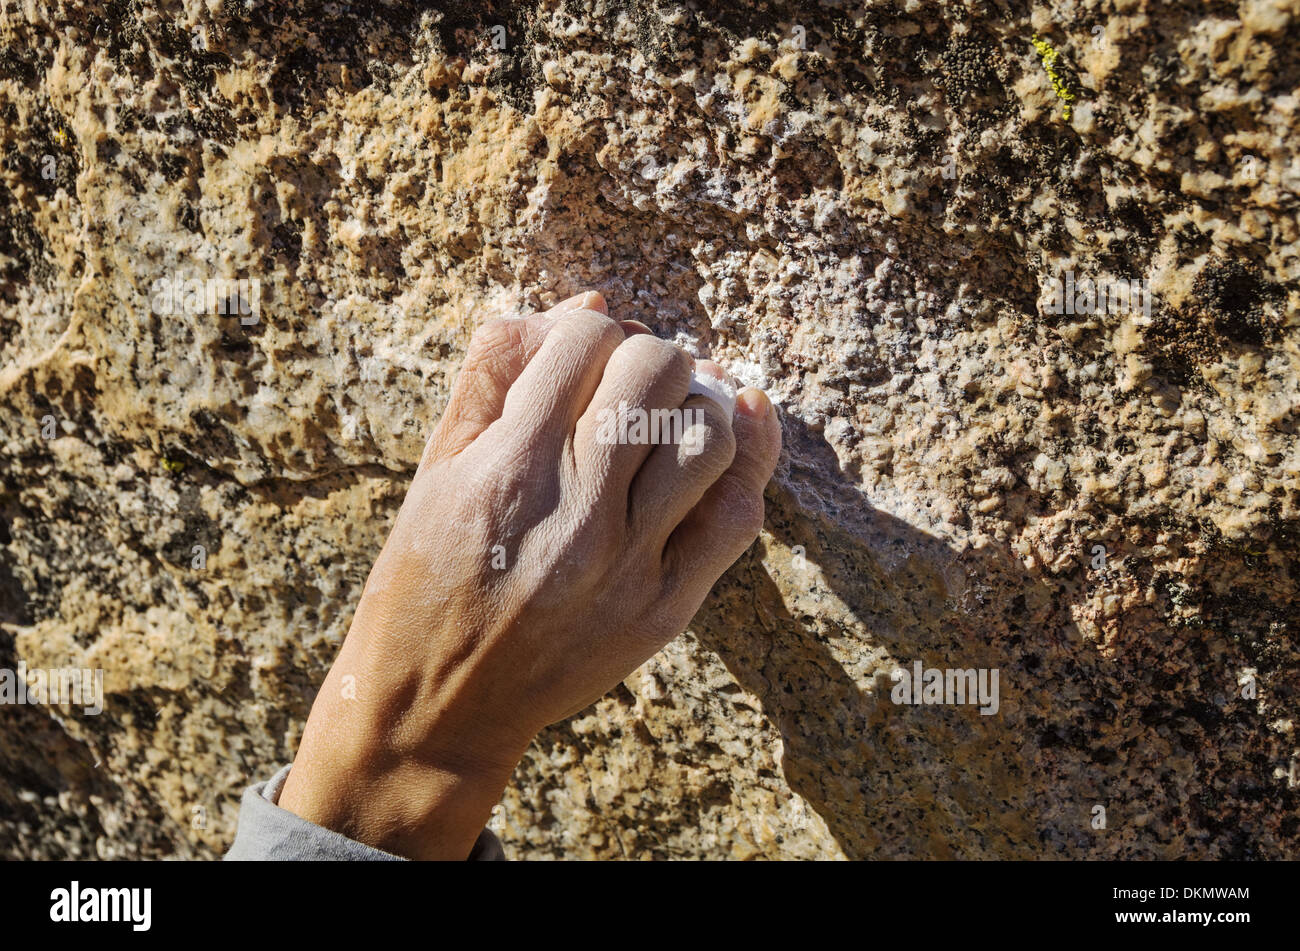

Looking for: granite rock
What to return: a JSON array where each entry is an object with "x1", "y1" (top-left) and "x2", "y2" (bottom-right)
[{"x1": 1, "y1": 0, "x2": 1297, "y2": 859}]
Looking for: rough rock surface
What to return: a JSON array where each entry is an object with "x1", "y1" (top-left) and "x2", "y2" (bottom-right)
[{"x1": 1, "y1": 0, "x2": 1297, "y2": 859}]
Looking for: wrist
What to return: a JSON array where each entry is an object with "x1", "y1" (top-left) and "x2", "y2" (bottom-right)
[{"x1": 278, "y1": 660, "x2": 526, "y2": 860}]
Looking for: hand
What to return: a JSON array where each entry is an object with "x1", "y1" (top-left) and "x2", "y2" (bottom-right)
[{"x1": 277, "y1": 291, "x2": 782, "y2": 858}]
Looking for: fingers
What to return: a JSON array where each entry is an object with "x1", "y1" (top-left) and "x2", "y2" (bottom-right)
[
  {"x1": 495, "y1": 306, "x2": 627, "y2": 457},
  {"x1": 661, "y1": 387, "x2": 782, "y2": 598},
  {"x1": 573, "y1": 333, "x2": 693, "y2": 498},
  {"x1": 626, "y1": 361, "x2": 739, "y2": 545},
  {"x1": 420, "y1": 292, "x2": 606, "y2": 469},
  {"x1": 426, "y1": 291, "x2": 779, "y2": 611}
]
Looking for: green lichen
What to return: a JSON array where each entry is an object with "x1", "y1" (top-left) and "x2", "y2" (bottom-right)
[
  {"x1": 1030, "y1": 34, "x2": 1075, "y2": 121},
  {"x1": 162, "y1": 457, "x2": 186, "y2": 474}
]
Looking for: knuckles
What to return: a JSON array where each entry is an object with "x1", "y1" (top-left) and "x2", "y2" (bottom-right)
[
  {"x1": 719, "y1": 475, "x2": 766, "y2": 542},
  {"x1": 612, "y1": 332, "x2": 693, "y2": 383},
  {"x1": 463, "y1": 318, "x2": 520, "y2": 369},
  {"x1": 681, "y1": 398, "x2": 737, "y2": 469},
  {"x1": 550, "y1": 308, "x2": 624, "y2": 351}
]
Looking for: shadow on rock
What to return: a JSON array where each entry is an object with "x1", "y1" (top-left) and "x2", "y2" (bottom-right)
[{"x1": 689, "y1": 410, "x2": 1120, "y2": 859}]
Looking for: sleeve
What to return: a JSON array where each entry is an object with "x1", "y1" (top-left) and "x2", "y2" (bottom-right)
[{"x1": 223, "y1": 764, "x2": 506, "y2": 861}]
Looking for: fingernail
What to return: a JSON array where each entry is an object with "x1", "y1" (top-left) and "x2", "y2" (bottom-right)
[
  {"x1": 736, "y1": 387, "x2": 771, "y2": 419},
  {"x1": 694, "y1": 359, "x2": 731, "y2": 383},
  {"x1": 553, "y1": 291, "x2": 606, "y2": 314},
  {"x1": 621, "y1": 319, "x2": 653, "y2": 335}
]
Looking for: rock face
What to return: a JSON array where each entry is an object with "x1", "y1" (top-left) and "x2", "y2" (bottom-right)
[{"x1": 1, "y1": 0, "x2": 1297, "y2": 860}]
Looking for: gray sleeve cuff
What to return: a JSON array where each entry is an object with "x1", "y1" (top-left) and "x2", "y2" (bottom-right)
[{"x1": 224, "y1": 764, "x2": 505, "y2": 861}]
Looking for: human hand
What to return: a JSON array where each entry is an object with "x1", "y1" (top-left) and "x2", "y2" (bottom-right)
[{"x1": 277, "y1": 291, "x2": 782, "y2": 858}]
